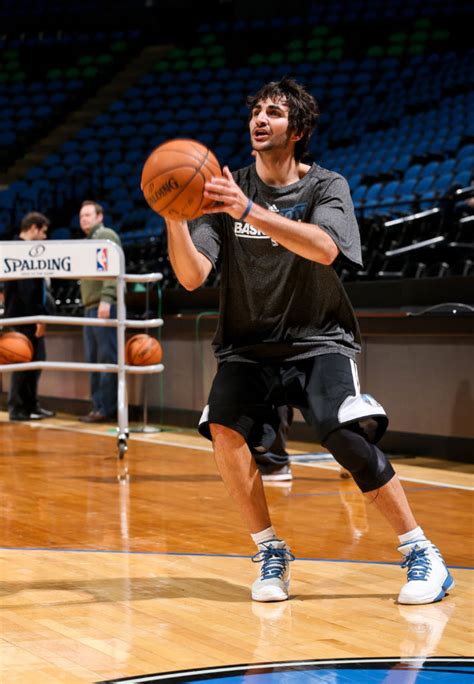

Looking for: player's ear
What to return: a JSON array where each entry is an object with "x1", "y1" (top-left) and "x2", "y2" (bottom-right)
[{"x1": 290, "y1": 129, "x2": 303, "y2": 142}]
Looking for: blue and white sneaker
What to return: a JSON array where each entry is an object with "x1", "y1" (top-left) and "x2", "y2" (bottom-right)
[
  {"x1": 251, "y1": 540, "x2": 295, "y2": 602},
  {"x1": 398, "y1": 540, "x2": 455, "y2": 605}
]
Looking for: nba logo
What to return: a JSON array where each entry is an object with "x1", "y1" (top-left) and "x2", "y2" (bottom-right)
[{"x1": 96, "y1": 247, "x2": 108, "y2": 272}]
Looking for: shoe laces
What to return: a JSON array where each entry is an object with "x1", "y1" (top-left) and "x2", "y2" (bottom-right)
[
  {"x1": 251, "y1": 543, "x2": 295, "y2": 580},
  {"x1": 431, "y1": 544, "x2": 446, "y2": 564},
  {"x1": 401, "y1": 546, "x2": 432, "y2": 581}
]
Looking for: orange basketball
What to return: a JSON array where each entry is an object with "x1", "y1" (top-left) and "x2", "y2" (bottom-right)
[
  {"x1": 125, "y1": 334, "x2": 162, "y2": 366},
  {"x1": 141, "y1": 138, "x2": 222, "y2": 220},
  {"x1": 0, "y1": 331, "x2": 34, "y2": 364}
]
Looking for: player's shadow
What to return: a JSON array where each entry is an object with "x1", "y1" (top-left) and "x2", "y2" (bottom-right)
[
  {"x1": 0, "y1": 577, "x2": 394, "y2": 607},
  {"x1": 292, "y1": 591, "x2": 396, "y2": 601},
  {"x1": 0, "y1": 576, "x2": 249, "y2": 605},
  {"x1": 70, "y1": 473, "x2": 223, "y2": 484},
  {"x1": 71, "y1": 473, "x2": 338, "y2": 484}
]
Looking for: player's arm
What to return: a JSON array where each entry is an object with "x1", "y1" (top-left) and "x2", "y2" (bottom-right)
[
  {"x1": 165, "y1": 218, "x2": 213, "y2": 290},
  {"x1": 204, "y1": 167, "x2": 339, "y2": 265}
]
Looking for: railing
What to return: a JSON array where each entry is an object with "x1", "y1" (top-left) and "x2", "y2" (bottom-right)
[{"x1": 0, "y1": 239, "x2": 163, "y2": 482}]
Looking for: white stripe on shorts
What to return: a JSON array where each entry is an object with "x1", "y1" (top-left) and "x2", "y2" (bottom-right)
[{"x1": 338, "y1": 360, "x2": 387, "y2": 425}]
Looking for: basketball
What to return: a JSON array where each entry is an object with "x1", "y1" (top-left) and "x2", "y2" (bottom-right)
[
  {"x1": 0, "y1": 331, "x2": 34, "y2": 364},
  {"x1": 125, "y1": 334, "x2": 162, "y2": 366},
  {"x1": 141, "y1": 138, "x2": 222, "y2": 220}
]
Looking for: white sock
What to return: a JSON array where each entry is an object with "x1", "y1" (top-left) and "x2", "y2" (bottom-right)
[
  {"x1": 251, "y1": 526, "x2": 278, "y2": 547},
  {"x1": 398, "y1": 526, "x2": 427, "y2": 547}
]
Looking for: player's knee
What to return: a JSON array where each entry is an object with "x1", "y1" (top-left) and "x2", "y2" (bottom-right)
[
  {"x1": 357, "y1": 417, "x2": 380, "y2": 444},
  {"x1": 323, "y1": 425, "x2": 395, "y2": 493},
  {"x1": 209, "y1": 422, "x2": 246, "y2": 447}
]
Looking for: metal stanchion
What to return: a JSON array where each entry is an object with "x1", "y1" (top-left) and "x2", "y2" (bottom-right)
[{"x1": 129, "y1": 280, "x2": 161, "y2": 434}]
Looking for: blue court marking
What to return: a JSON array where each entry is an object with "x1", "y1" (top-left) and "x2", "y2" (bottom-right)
[
  {"x1": 201, "y1": 669, "x2": 473, "y2": 684},
  {"x1": 96, "y1": 658, "x2": 474, "y2": 683},
  {"x1": 0, "y1": 546, "x2": 472, "y2": 570}
]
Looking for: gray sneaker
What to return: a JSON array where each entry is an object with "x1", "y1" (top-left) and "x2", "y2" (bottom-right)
[
  {"x1": 259, "y1": 463, "x2": 293, "y2": 482},
  {"x1": 251, "y1": 539, "x2": 295, "y2": 602}
]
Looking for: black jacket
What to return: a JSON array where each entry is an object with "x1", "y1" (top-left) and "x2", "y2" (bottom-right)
[{"x1": 4, "y1": 242, "x2": 46, "y2": 338}]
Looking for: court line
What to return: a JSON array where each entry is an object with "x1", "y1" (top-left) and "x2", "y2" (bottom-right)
[
  {"x1": 95, "y1": 657, "x2": 474, "y2": 684},
  {"x1": 288, "y1": 486, "x2": 441, "y2": 497},
  {"x1": 0, "y1": 546, "x2": 472, "y2": 570},
  {"x1": 390, "y1": 475, "x2": 474, "y2": 491},
  {"x1": 28, "y1": 422, "x2": 474, "y2": 491},
  {"x1": 293, "y1": 461, "x2": 474, "y2": 491}
]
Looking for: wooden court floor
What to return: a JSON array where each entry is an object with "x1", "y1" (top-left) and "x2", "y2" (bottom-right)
[{"x1": 0, "y1": 412, "x2": 472, "y2": 683}]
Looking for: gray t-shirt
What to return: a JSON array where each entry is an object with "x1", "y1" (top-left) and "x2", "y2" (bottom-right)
[{"x1": 190, "y1": 163, "x2": 362, "y2": 362}]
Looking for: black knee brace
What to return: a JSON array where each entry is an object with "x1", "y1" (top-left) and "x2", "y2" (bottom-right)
[{"x1": 322, "y1": 422, "x2": 395, "y2": 493}]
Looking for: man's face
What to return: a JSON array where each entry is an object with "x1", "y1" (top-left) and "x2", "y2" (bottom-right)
[
  {"x1": 249, "y1": 96, "x2": 294, "y2": 153},
  {"x1": 79, "y1": 204, "x2": 102, "y2": 235},
  {"x1": 31, "y1": 224, "x2": 48, "y2": 240}
]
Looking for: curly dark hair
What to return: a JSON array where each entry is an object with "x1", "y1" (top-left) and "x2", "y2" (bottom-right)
[{"x1": 246, "y1": 77, "x2": 320, "y2": 162}]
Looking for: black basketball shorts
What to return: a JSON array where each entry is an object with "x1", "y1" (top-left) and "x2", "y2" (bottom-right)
[{"x1": 198, "y1": 353, "x2": 388, "y2": 449}]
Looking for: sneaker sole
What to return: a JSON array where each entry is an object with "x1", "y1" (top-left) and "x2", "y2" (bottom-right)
[
  {"x1": 398, "y1": 572, "x2": 455, "y2": 605},
  {"x1": 252, "y1": 584, "x2": 290, "y2": 602}
]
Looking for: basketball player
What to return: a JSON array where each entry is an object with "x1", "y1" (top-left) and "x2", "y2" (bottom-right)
[
  {"x1": 78, "y1": 200, "x2": 122, "y2": 423},
  {"x1": 5, "y1": 212, "x2": 55, "y2": 421},
  {"x1": 164, "y1": 78, "x2": 454, "y2": 605}
]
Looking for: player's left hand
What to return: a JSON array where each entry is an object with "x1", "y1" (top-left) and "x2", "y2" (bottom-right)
[
  {"x1": 203, "y1": 166, "x2": 249, "y2": 219},
  {"x1": 98, "y1": 301, "x2": 111, "y2": 319}
]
